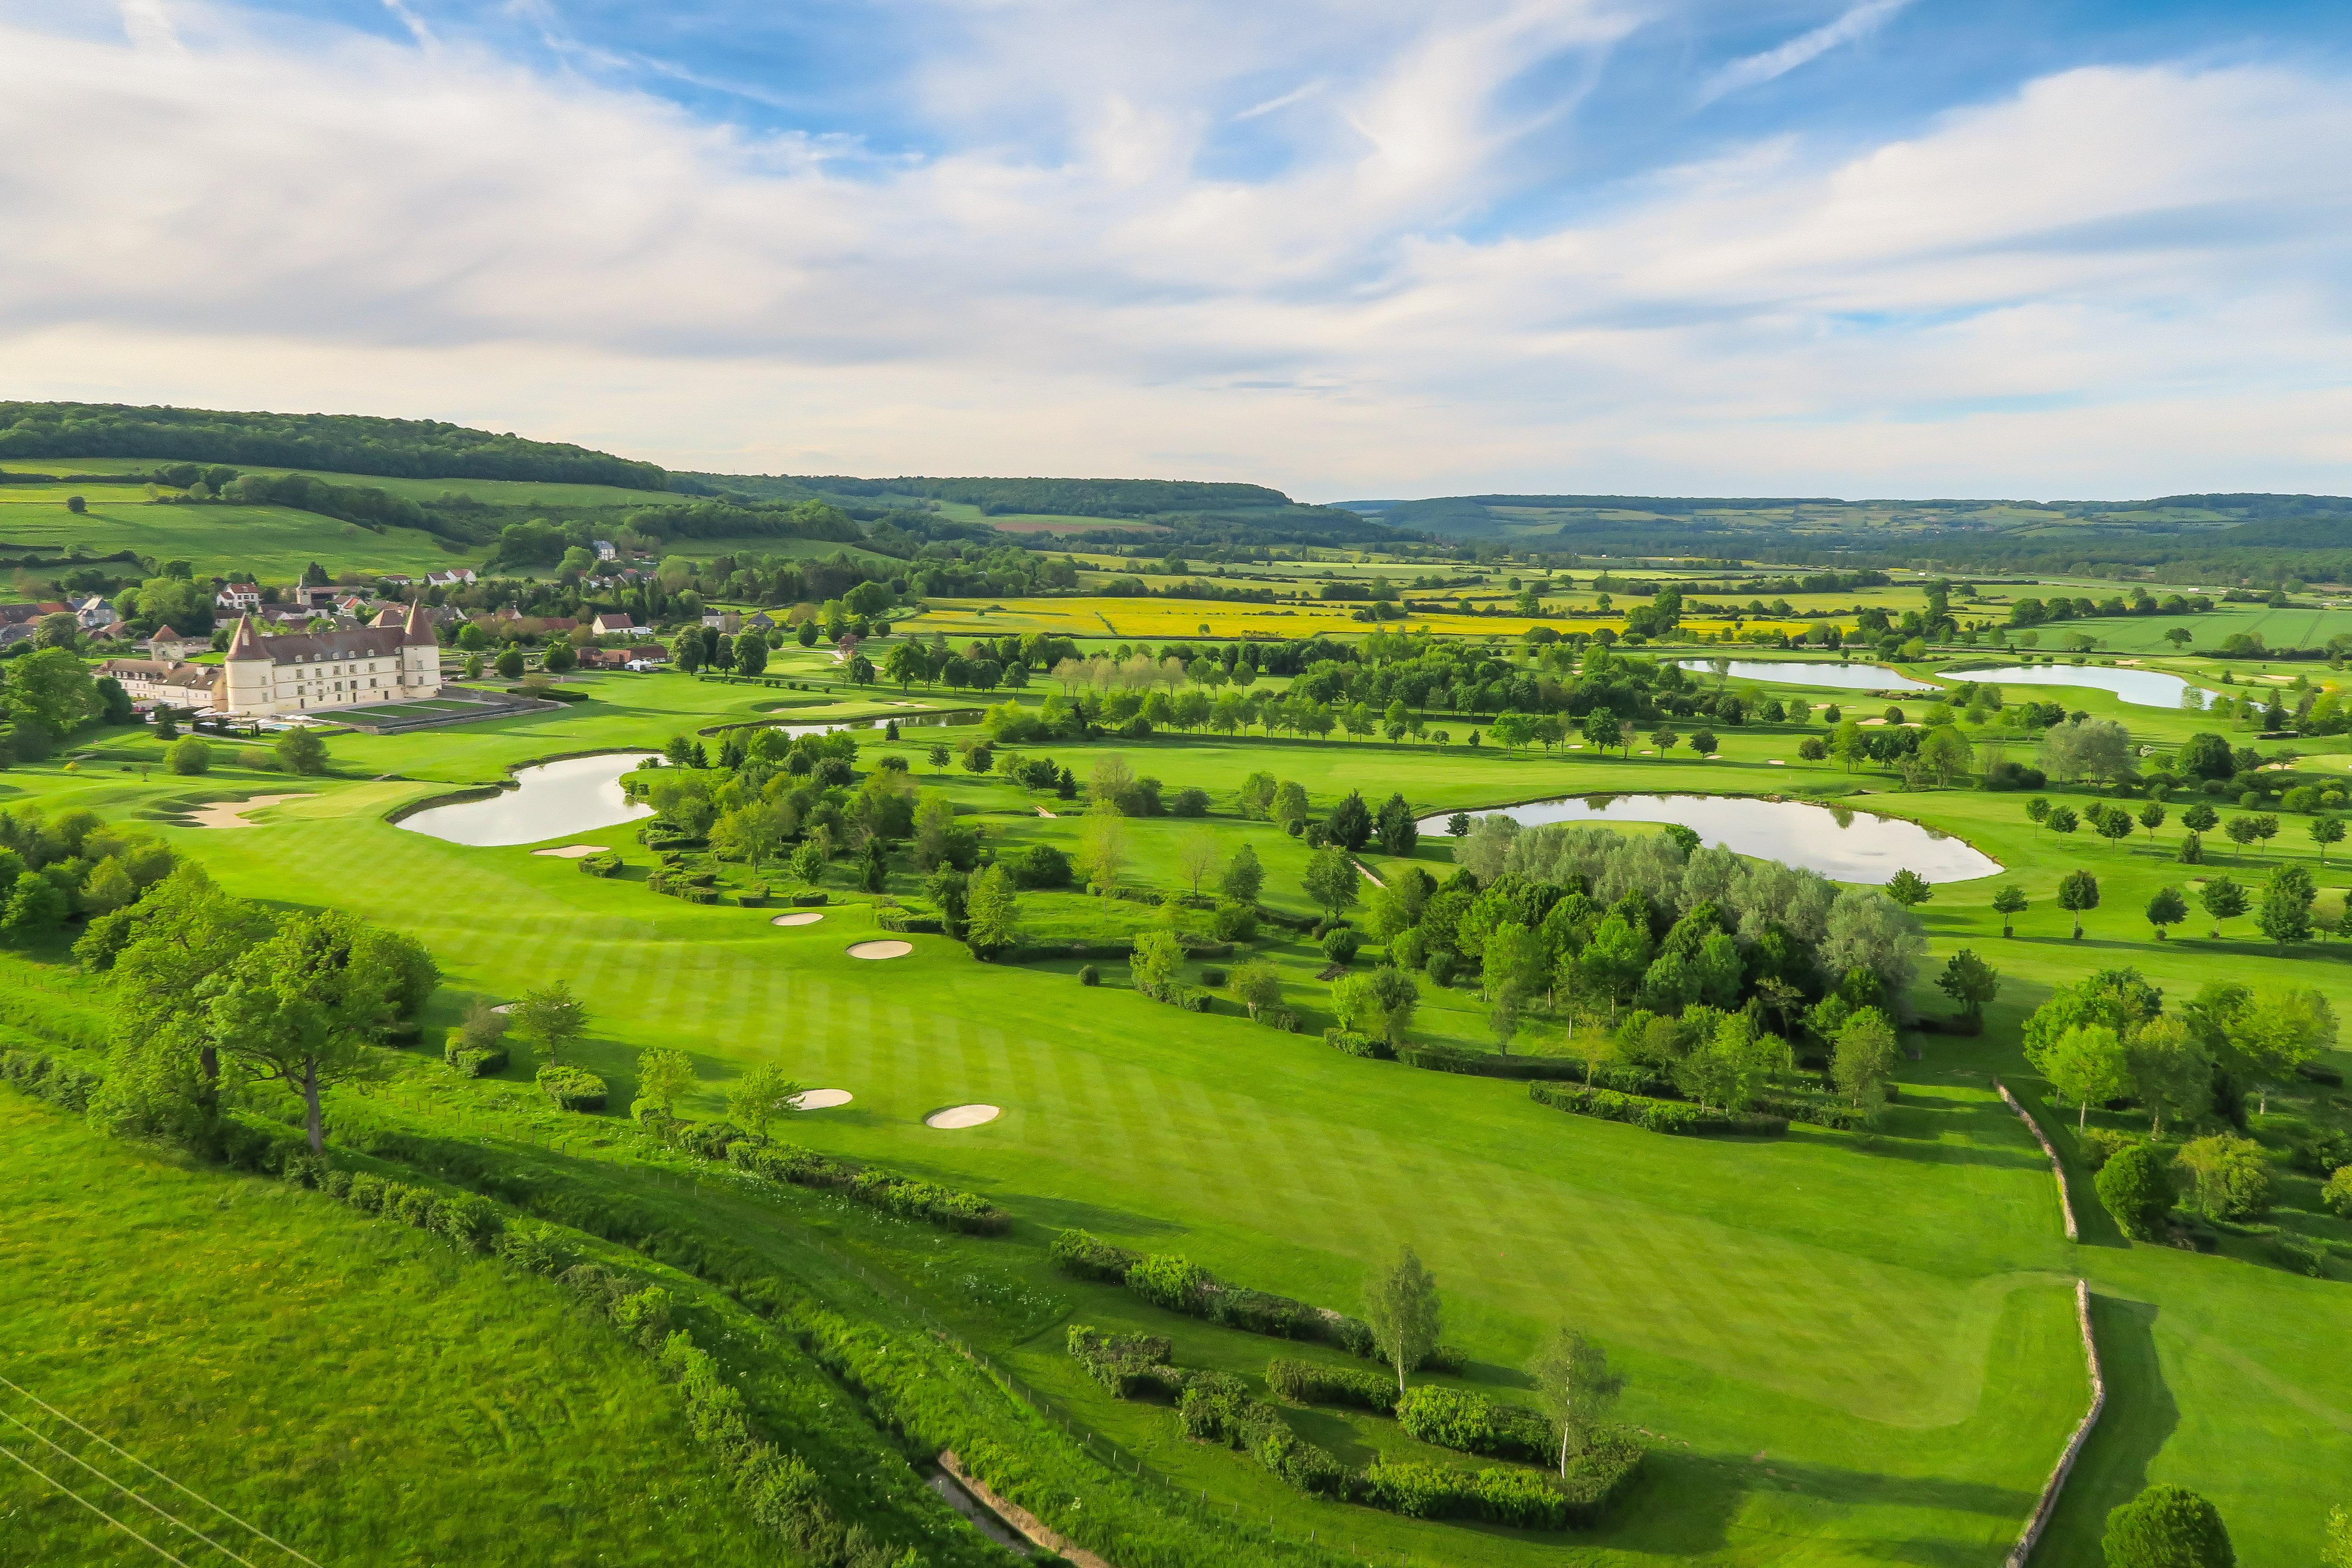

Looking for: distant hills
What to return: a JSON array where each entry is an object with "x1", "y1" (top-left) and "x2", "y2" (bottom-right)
[{"x1": 3, "y1": 402, "x2": 2344, "y2": 578}]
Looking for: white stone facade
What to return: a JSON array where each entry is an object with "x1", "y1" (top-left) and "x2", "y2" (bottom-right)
[{"x1": 217, "y1": 605, "x2": 443, "y2": 718}]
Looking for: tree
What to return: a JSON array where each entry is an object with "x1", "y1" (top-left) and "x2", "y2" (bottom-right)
[
  {"x1": 2181, "y1": 801, "x2": 2219, "y2": 836},
  {"x1": 1363, "y1": 1246, "x2": 1442, "y2": 1394},
  {"x1": 1992, "y1": 884, "x2": 2027, "y2": 937},
  {"x1": 2179, "y1": 1134, "x2": 2270, "y2": 1221},
  {"x1": 2095, "y1": 1144, "x2": 2176, "y2": 1241},
  {"x1": 510, "y1": 981, "x2": 589, "y2": 1065},
  {"x1": 725, "y1": 1062, "x2": 802, "y2": 1139},
  {"x1": 2095, "y1": 808, "x2": 2135, "y2": 850},
  {"x1": 1374, "y1": 793, "x2": 1419, "y2": 856},
  {"x1": 2258, "y1": 863, "x2": 2315, "y2": 949},
  {"x1": 636, "y1": 1047, "x2": 695, "y2": 1116},
  {"x1": 965, "y1": 863, "x2": 1021, "y2": 954},
  {"x1": 2056, "y1": 868, "x2": 2099, "y2": 939},
  {"x1": 1326, "y1": 790, "x2": 1373, "y2": 852},
  {"x1": 712, "y1": 801, "x2": 788, "y2": 870},
  {"x1": 165, "y1": 735, "x2": 212, "y2": 775},
  {"x1": 1936, "y1": 949, "x2": 1999, "y2": 1028},
  {"x1": 734, "y1": 638, "x2": 768, "y2": 677},
  {"x1": 2047, "y1": 805, "x2": 2080, "y2": 841},
  {"x1": 1884, "y1": 869, "x2": 1932, "y2": 908},
  {"x1": 1528, "y1": 1329, "x2": 1624, "y2": 1478},
  {"x1": 1128, "y1": 928, "x2": 1186, "y2": 1001},
  {"x1": 1688, "y1": 729, "x2": 1718, "y2": 760},
  {"x1": 2124, "y1": 1016, "x2": 2209, "y2": 1135},
  {"x1": 2225, "y1": 986, "x2": 2337, "y2": 1110},
  {"x1": 1302, "y1": 849, "x2": 1361, "y2": 921},
  {"x1": 1228, "y1": 959, "x2": 1282, "y2": 1020},
  {"x1": 202, "y1": 911, "x2": 424, "y2": 1154},
  {"x1": 4, "y1": 646, "x2": 95, "y2": 743},
  {"x1": 1270, "y1": 781, "x2": 1313, "y2": 836},
  {"x1": 2144, "y1": 885, "x2": 2187, "y2": 939},
  {"x1": 494, "y1": 646, "x2": 526, "y2": 680},
  {"x1": 926, "y1": 743, "x2": 951, "y2": 774},
  {"x1": 2046, "y1": 1024, "x2": 2131, "y2": 1127},
  {"x1": 1649, "y1": 726, "x2": 1679, "y2": 759},
  {"x1": 1831, "y1": 1008, "x2": 1900, "y2": 1122},
  {"x1": 542, "y1": 639, "x2": 578, "y2": 675},
  {"x1": 1175, "y1": 828, "x2": 1221, "y2": 898},
  {"x1": 2027, "y1": 796, "x2": 2052, "y2": 835},
  {"x1": 1076, "y1": 803, "x2": 1130, "y2": 890},
  {"x1": 2199, "y1": 874, "x2": 2248, "y2": 936},
  {"x1": 1919, "y1": 724, "x2": 1973, "y2": 785},
  {"x1": 2138, "y1": 801, "x2": 2166, "y2": 840},
  {"x1": 2224, "y1": 815, "x2": 2260, "y2": 856},
  {"x1": 1580, "y1": 710, "x2": 1622, "y2": 756},
  {"x1": 274, "y1": 728, "x2": 328, "y2": 775},
  {"x1": 1214, "y1": 841, "x2": 1265, "y2": 906}
]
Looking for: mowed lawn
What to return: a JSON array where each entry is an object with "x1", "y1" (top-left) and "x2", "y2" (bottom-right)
[
  {"x1": 0, "y1": 1095, "x2": 770, "y2": 1568},
  {"x1": 12, "y1": 663, "x2": 2352, "y2": 1563}
]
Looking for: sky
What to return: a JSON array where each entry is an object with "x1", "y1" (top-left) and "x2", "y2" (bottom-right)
[{"x1": 3, "y1": 0, "x2": 2351, "y2": 500}]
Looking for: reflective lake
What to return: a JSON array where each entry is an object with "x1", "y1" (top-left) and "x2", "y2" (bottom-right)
[
  {"x1": 1673, "y1": 659, "x2": 1939, "y2": 694},
  {"x1": 748, "y1": 708, "x2": 980, "y2": 740},
  {"x1": 1953, "y1": 664, "x2": 2212, "y2": 710},
  {"x1": 1420, "y1": 793, "x2": 2001, "y2": 883},
  {"x1": 398, "y1": 752, "x2": 657, "y2": 847}
]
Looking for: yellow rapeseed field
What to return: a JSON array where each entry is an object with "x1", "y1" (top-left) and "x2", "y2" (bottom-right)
[{"x1": 903, "y1": 597, "x2": 1823, "y2": 643}]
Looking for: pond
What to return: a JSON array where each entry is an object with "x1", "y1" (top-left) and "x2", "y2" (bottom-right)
[
  {"x1": 1420, "y1": 793, "x2": 2001, "y2": 884},
  {"x1": 1948, "y1": 664, "x2": 2213, "y2": 710},
  {"x1": 1672, "y1": 659, "x2": 1939, "y2": 694},
  {"x1": 397, "y1": 752, "x2": 657, "y2": 847}
]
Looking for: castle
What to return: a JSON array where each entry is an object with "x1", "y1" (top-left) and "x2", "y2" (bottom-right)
[{"x1": 213, "y1": 603, "x2": 444, "y2": 718}]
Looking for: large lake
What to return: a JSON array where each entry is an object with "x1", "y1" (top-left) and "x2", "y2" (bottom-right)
[
  {"x1": 398, "y1": 752, "x2": 657, "y2": 847},
  {"x1": 1951, "y1": 664, "x2": 2211, "y2": 710},
  {"x1": 745, "y1": 708, "x2": 979, "y2": 739},
  {"x1": 1421, "y1": 793, "x2": 2001, "y2": 883},
  {"x1": 1673, "y1": 659, "x2": 1938, "y2": 694}
]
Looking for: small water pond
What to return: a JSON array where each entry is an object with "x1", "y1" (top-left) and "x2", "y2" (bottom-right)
[
  {"x1": 397, "y1": 752, "x2": 657, "y2": 847},
  {"x1": 1947, "y1": 664, "x2": 2212, "y2": 710},
  {"x1": 1421, "y1": 793, "x2": 2000, "y2": 883},
  {"x1": 1672, "y1": 659, "x2": 1939, "y2": 694}
]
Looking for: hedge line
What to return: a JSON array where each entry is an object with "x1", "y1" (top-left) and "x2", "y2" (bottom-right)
[
  {"x1": 1396, "y1": 1045, "x2": 1591, "y2": 1081},
  {"x1": 1528, "y1": 1081, "x2": 1788, "y2": 1137},
  {"x1": 614, "y1": 1112, "x2": 1015, "y2": 1235},
  {"x1": 0, "y1": 1048, "x2": 101, "y2": 1111},
  {"x1": 1264, "y1": 1357, "x2": 1396, "y2": 1413},
  {"x1": 1395, "y1": 1384, "x2": 1553, "y2": 1464}
]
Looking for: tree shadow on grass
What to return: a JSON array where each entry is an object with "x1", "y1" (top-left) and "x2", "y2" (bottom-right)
[
  {"x1": 2033, "y1": 1297, "x2": 2173, "y2": 1564},
  {"x1": 1581, "y1": 1446, "x2": 2040, "y2": 1564}
]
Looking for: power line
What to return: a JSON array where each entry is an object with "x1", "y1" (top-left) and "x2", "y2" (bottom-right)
[
  {"x1": 0, "y1": 1373, "x2": 325, "y2": 1566},
  {"x1": 0, "y1": 1437, "x2": 196, "y2": 1567},
  {"x1": 0, "y1": 1406, "x2": 259, "y2": 1568}
]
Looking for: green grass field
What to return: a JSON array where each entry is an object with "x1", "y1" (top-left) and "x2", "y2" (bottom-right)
[
  {"x1": 6, "y1": 651, "x2": 2350, "y2": 1564},
  {"x1": 0, "y1": 494, "x2": 471, "y2": 578},
  {"x1": 2, "y1": 457, "x2": 687, "y2": 510},
  {"x1": 0, "y1": 1090, "x2": 772, "y2": 1567}
]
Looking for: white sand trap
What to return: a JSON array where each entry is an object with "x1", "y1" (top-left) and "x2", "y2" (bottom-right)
[
  {"x1": 532, "y1": 844, "x2": 610, "y2": 858},
  {"x1": 771, "y1": 911, "x2": 825, "y2": 927},
  {"x1": 926, "y1": 1103, "x2": 1001, "y2": 1129},
  {"x1": 1766, "y1": 759, "x2": 1786, "y2": 766},
  {"x1": 848, "y1": 939, "x2": 914, "y2": 960},
  {"x1": 183, "y1": 794, "x2": 306, "y2": 829},
  {"x1": 791, "y1": 1088, "x2": 853, "y2": 1109}
]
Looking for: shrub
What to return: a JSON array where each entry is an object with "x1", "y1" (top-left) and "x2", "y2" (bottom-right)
[
  {"x1": 1126, "y1": 1253, "x2": 1213, "y2": 1314},
  {"x1": 497, "y1": 1221, "x2": 573, "y2": 1275},
  {"x1": 2271, "y1": 1235, "x2": 2327, "y2": 1277},
  {"x1": 2327, "y1": 1167, "x2": 2352, "y2": 1219},
  {"x1": 445, "y1": 1037, "x2": 509, "y2": 1077},
  {"x1": 848, "y1": 1169, "x2": 1010, "y2": 1234},
  {"x1": 1066, "y1": 1325, "x2": 1188, "y2": 1400},
  {"x1": 1258, "y1": 1008, "x2": 1298, "y2": 1033},
  {"x1": 1170, "y1": 788, "x2": 1211, "y2": 817},
  {"x1": 1266, "y1": 1357, "x2": 1398, "y2": 1413},
  {"x1": 1208, "y1": 1285, "x2": 1324, "y2": 1339},
  {"x1": 1077, "y1": 964, "x2": 1100, "y2": 986},
  {"x1": 1010, "y1": 843, "x2": 1074, "y2": 889},
  {"x1": 1426, "y1": 950, "x2": 1459, "y2": 986},
  {"x1": 792, "y1": 891, "x2": 828, "y2": 907},
  {"x1": 1210, "y1": 901, "x2": 1260, "y2": 942},
  {"x1": 2095, "y1": 1144, "x2": 2175, "y2": 1241},
  {"x1": 1050, "y1": 1229, "x2": 1143, "y2": 1282},
  {"x1": 729, "y1": 1141, "x2": 1006, "y2": 1233},
  {"x1": 1321, "y1": 928, "x2": 1361, "y2": 965},
  {"x1": 1364, "y1": 1435, "x2": 1642, "y2": 1530},
  {"x1": 536, "y1": 1065, "x2": 609, "y2": 1112},
  {"x1": 1395, "y1": 1384, "x2": 1554, "y2": 1464},
  {"x1": 577, "y1": 851, "x2": 622, "y2": 877},
  {"x1": 1528, "y1": 1081, "x2": 1786, "y2": 1137},
  {"x1": 1198, "y1": 967, "x2": 1228, "y2": 987},
  {"x1": 1323, "y1": 1027, "x2": 1395, "y2": 1060},
  {"x1": 433, "y1": 1192, "x2": 503, "y2": 1252}
]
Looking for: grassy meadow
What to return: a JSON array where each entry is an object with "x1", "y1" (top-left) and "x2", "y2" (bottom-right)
[{"x1": 2, "y1": 639, "x2": 2348, "y2": 1564}]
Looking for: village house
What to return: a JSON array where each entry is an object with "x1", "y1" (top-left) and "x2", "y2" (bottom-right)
[
  {"x1": 94, "y1": 656, "x2": 222, "y2": 710},
  {"x1": 215, "y1": 583, "x2": 263, "y2": 613},
  {"x1": 591, "y1": 611, "x2": 636, "y2": 637}
]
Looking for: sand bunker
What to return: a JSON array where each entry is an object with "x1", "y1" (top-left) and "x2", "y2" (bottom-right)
[
  {"x1": 771, "y1": 911, "x2": 826, "y2": 927},
  {"x1": 847, "y1": 939, "x2": 914, "y2": 960},
  {"x1": 531, "y1": 844, "x2": 610, "y2": 858},
  {"x1": 925, "y1": 1104, "x2": 1001, "y2": 1129},
  {"x1": 182, "y1": 794, "x2": 307, "y2": 829},
  {"x1": 790, "y1": 1088, "x2": 853, "y2": 1109}
]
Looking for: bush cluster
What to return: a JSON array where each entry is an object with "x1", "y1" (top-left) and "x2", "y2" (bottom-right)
[
  {"x1": 1322, "y1": 1028, "x2": 1396, "y2": 1061},
  {"x1": 728, "y1": 1139, "x2": 1009, "y2": 1234},
  {"x1": 0, "y1": 1048, "x2": 101, "y2": 1111},
  {"x1": 1395, "y1": 1384, "x2": 1554, "y2": 1464},
  {"x1": 445, "y1": 1037, "x2": 509, "y2": 1078},
  {"x1": 1050, "y1": 1230, "x2": 1398, "y2": 1359},
  {"x1": 1529, "y1": 1081, "x2": 1788, "y2": 1137},
  {"x1": 577, "y1": 851, "x2": 623, "y2": 877},
  {"x1": 1361, "y1": 1435, "x2": 1642, "y2": 1531},
  {"x1": 1264, "y1": 1357, "x2": 1398, "y2": 1413},
  {"x1": 306, "y1": 1163, "x2": 503, "y2": 1252},
  {"x1": 537, "y1": 1064, "x2": 609, "y2": 1111}
]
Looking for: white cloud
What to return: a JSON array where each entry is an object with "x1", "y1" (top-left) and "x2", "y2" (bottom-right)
[{"x1": 0, "y1": 0, "x2": 2348, "y2": 498}]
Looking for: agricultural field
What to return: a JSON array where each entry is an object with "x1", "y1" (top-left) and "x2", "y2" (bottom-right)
[
  {"x1": 1, "y1": 456, "x2": 689, "y2": 510},
  {"x1": 0, "y1": 493, "x2": 471, "y2": 578},
  {"x1": 3, "y1": 630, "x2": 2350, "y2": 1567}
]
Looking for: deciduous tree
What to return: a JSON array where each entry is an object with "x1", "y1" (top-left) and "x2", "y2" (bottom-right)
[{"x1": 1363, "y1": 1246, "x2": 1443, "y2": 1394}]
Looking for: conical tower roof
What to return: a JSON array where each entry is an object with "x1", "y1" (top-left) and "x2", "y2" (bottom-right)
[
  {"x1": 402, "y1": 600, "x2": 436, "y2": 646},
  {"x1": 224, "y1": 615, "x2": 264, "y2": 661}
]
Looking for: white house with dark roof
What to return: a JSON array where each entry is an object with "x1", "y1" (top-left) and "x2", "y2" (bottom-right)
[{"x1": 217, "y1": 604, "x2": 442, "y2": 717}]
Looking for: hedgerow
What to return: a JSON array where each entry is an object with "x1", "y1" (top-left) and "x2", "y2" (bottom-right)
[
  {"x1": 1265, "y1": 1358, "x2": 1397, "y2": 1413},
  {"x1": 1527, "y1": 1081, "x2": 1788, "y2": 1137},
  {"x1": 1394, "y1": 1384, "x2": 1553, "y2": 1463},
  {"x1": 537, "y1": 1064, "x2": 609, "y2": 1111},
  {"x1": 723, "y1": 1135, "x2": 1010, "y2": 1234}
]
